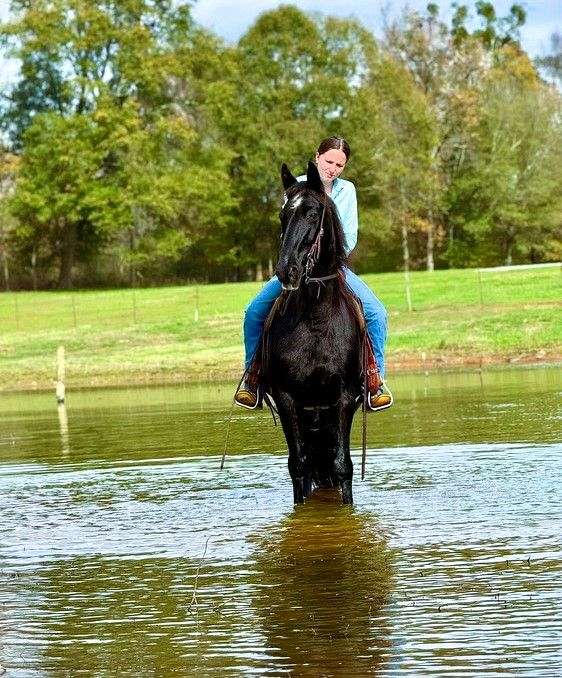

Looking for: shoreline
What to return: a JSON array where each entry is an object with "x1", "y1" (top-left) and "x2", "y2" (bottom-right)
[{"x1": 2, "y1": 349, "x2": 560, "y2": 394}]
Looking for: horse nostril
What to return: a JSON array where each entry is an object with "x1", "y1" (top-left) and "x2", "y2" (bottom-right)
[{"x1": 276, "y1": 263, "x2": 300, "y2": 287}]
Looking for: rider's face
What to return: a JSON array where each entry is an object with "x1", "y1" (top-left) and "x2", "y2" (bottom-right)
[{"x1": 315, "y1": 148, "x2": 347, "y2": 183}]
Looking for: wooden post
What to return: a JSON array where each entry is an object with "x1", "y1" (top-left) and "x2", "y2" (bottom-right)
[
  {"x1": 56, "y1": 345, "x2": 65, "y2": 404},
  {"x1": 404, "y1": 269, "x2": 413, "y2": 313},
  {"x1": 72, "y1": 295, "x2": 78, "y2": 329},
  {"x1": 57, "y1": 400, "x2": 70, "y2": 456}
]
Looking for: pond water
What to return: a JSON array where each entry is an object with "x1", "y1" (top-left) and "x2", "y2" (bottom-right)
[{"x1": 0, "y1": 367, "x2": 560, "y2": 676}]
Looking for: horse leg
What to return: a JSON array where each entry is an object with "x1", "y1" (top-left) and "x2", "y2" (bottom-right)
[
  {"x1": 288, "y1": 447, "x2": 309, "y2": 504},
  {"x1": 334, "y1": 402, "x2": 355, "y2": 505},
  {"x1": 277, "y1": 392, "x2": 308, "y2": 504},
  {"x1": 302, "y1": 474, "x2": 313, "y2": 499}
]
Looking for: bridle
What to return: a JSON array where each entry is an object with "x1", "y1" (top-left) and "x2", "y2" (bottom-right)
[
  {"x1": 304, "y1": 193, "x2": 338, "y2": 292},
  {"x1": 282, "y1": 190, "x2": 338, "y2": 291}
]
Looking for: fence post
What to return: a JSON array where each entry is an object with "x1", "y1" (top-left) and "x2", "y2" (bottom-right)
[
  {"x1": 71, "y1": 295, "x2": 78, "y2": 329},
  {"x1": 56, "y1": 345, "x2": 65, "y2": 404},
  {"x1": 477, "y1": 269, "x2": 484, "y2": 307},
  {"x1": 404, "y1": 269, "x2": 413, "y2": 312}
]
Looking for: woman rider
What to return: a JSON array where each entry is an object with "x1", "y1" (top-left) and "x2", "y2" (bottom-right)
[{"x1": 235, "y1": 135, "x2": 393, "y2": 412}]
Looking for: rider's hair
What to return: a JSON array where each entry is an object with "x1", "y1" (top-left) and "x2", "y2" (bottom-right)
[{"x1": 316, "y1": 136, "x2": 351, "y2": 160}]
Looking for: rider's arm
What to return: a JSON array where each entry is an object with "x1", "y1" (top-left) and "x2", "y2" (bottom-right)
[
  {"x1": 337, "y1": 182, "x2": 358, "y2": 256},
  {"x1": 296, "y1": 175, "x2": 358, "y2": 255}
]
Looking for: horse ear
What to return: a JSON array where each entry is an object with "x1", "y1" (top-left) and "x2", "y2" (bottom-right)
[
  {"x1": 281, "y1": 163, "x2": 297, "y2": 189},
  {"x1": 306, "y1": 160, "x2": 323, "y2": 193}
]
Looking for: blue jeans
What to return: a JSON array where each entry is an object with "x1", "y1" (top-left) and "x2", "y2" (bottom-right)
[{"x1": 243, "y1": 267, "x2": 387, "y2": 376}]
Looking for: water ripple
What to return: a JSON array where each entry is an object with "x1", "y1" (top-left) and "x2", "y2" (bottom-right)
[{"x1": 1, "y1": 369, "x2": 561, "y2": 676}]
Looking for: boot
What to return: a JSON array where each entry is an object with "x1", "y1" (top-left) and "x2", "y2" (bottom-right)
[
  {"x1": 234, "y1": 357, "x2": 261, "y2": 410},
  {"x1": 365, "y1": 340, "x2": 393, "y2": 412}
]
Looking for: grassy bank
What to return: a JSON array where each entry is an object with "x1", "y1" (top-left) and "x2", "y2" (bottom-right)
[{"x1": 1, "y1": 266, "x2": 560, "y2": 391}]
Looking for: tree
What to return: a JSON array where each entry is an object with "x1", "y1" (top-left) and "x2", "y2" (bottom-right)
[
  {"x1": 0, "y1": 150, "x2": 18, "y2": 290},
  {"x1": 1, "y1": 1, "x2": 198, "y2": 142},
  {"x1": 446, "y1": 60, "x2": 562, "y2": 266},
  {"x1": 224, "y1": 6, "x2": 377, "y2": 280},
  {"x1": 1, "y1": 0, "x2": 235, "y2": 287},
  {"x1": 342, "y1": 53, "x2": 439, "y2": 275},
  {"x1": 383, "y1": 5, "x2": 474, "y2": 269},
  {"x1": 381, "y1": 2, "x2": 530, "y2": 270}
]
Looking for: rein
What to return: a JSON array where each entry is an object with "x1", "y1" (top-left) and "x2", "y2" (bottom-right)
[{"x1": 304, "y1": 194, "x2": 338, "y2": 289}]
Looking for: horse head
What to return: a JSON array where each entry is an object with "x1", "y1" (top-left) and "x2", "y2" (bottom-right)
[{"x1": 276, "y1": 161, "x2": 346, "y2": 291}]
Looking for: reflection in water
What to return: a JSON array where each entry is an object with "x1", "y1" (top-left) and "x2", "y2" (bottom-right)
[
  {"x1": 29, "y1": 558, "x2": 196, "y2": 675},
  {"x1": 1, "y1": 366, "x2": 560, "y2": 469},
  {"x1": 252, "y1": 494, "x2": 393, "y2": 676},
  {"x1": 0, "y1": 367, "x2": 561, "y2": 676},
  {"x1": 57, "y1": 401, "x2": 70, "y2": 456}
]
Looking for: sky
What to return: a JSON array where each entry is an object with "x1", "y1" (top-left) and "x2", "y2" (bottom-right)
[{"x1": 0, "y1": 0, "x2": 560, "y2": 85}]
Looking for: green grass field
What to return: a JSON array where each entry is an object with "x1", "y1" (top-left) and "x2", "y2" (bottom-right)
[{"x1": 1, "y1": 266, "x2": 560, "y2": 391}]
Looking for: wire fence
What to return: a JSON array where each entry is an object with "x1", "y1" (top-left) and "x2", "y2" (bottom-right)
[
  {"x1": 365, "y1": 263, "x2": 561, "y2": 313},
  {"x1": 1, "y1": 287, "x2": 204, "y2": 333},
  {"x1": 1, "y1": 263, "x2": 560, "y2": 334}
]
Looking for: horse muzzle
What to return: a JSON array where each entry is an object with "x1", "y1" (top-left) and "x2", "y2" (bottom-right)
[{"x1": 276, "y1": 263, "x2": 303, "y2": 290}]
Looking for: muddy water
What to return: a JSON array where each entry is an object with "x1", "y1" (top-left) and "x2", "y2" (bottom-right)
[{"x1": 0, "y1": 367, "x2": 560, "y2": 676}]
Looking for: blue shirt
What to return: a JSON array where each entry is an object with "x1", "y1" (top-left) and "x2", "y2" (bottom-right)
[{"x1": 296, "y1": 176, "x2": 358, "y2": 255}]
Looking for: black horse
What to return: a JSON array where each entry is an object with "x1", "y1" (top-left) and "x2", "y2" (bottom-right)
[{"x1": 262, "y1": 161, "x2": 364, "y2": 504}]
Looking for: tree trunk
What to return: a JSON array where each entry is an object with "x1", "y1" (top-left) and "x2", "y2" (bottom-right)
[
  {"x1": 256, "y1": 261, "x2": 263, "y2": 282},
  {"x1": 268, "y1": 257, "x2": 274, "y2": 279},
  {"x1": 58, "y1": 221, "x2": 77, "y2": 289},
  {"x1": 505, "y1": 227, "x2": 514, "y2": 266},
  {"x1": 1, "y1": 245, "x2": 9, "y2": 291},
  {"x1": 31, "y1": 249, "x2": 37, "y2": 291},
  {"x1": 426, "y1": 210, "x2": 435, "y2": 271}
]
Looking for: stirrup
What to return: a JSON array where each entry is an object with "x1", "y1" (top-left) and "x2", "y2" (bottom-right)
[
  {"x1": 234, "y1": 384, "x2": 262, "y2": 410},
  {"x1": 367, "y1": 379, "x2": 394, "y2": 412}
]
